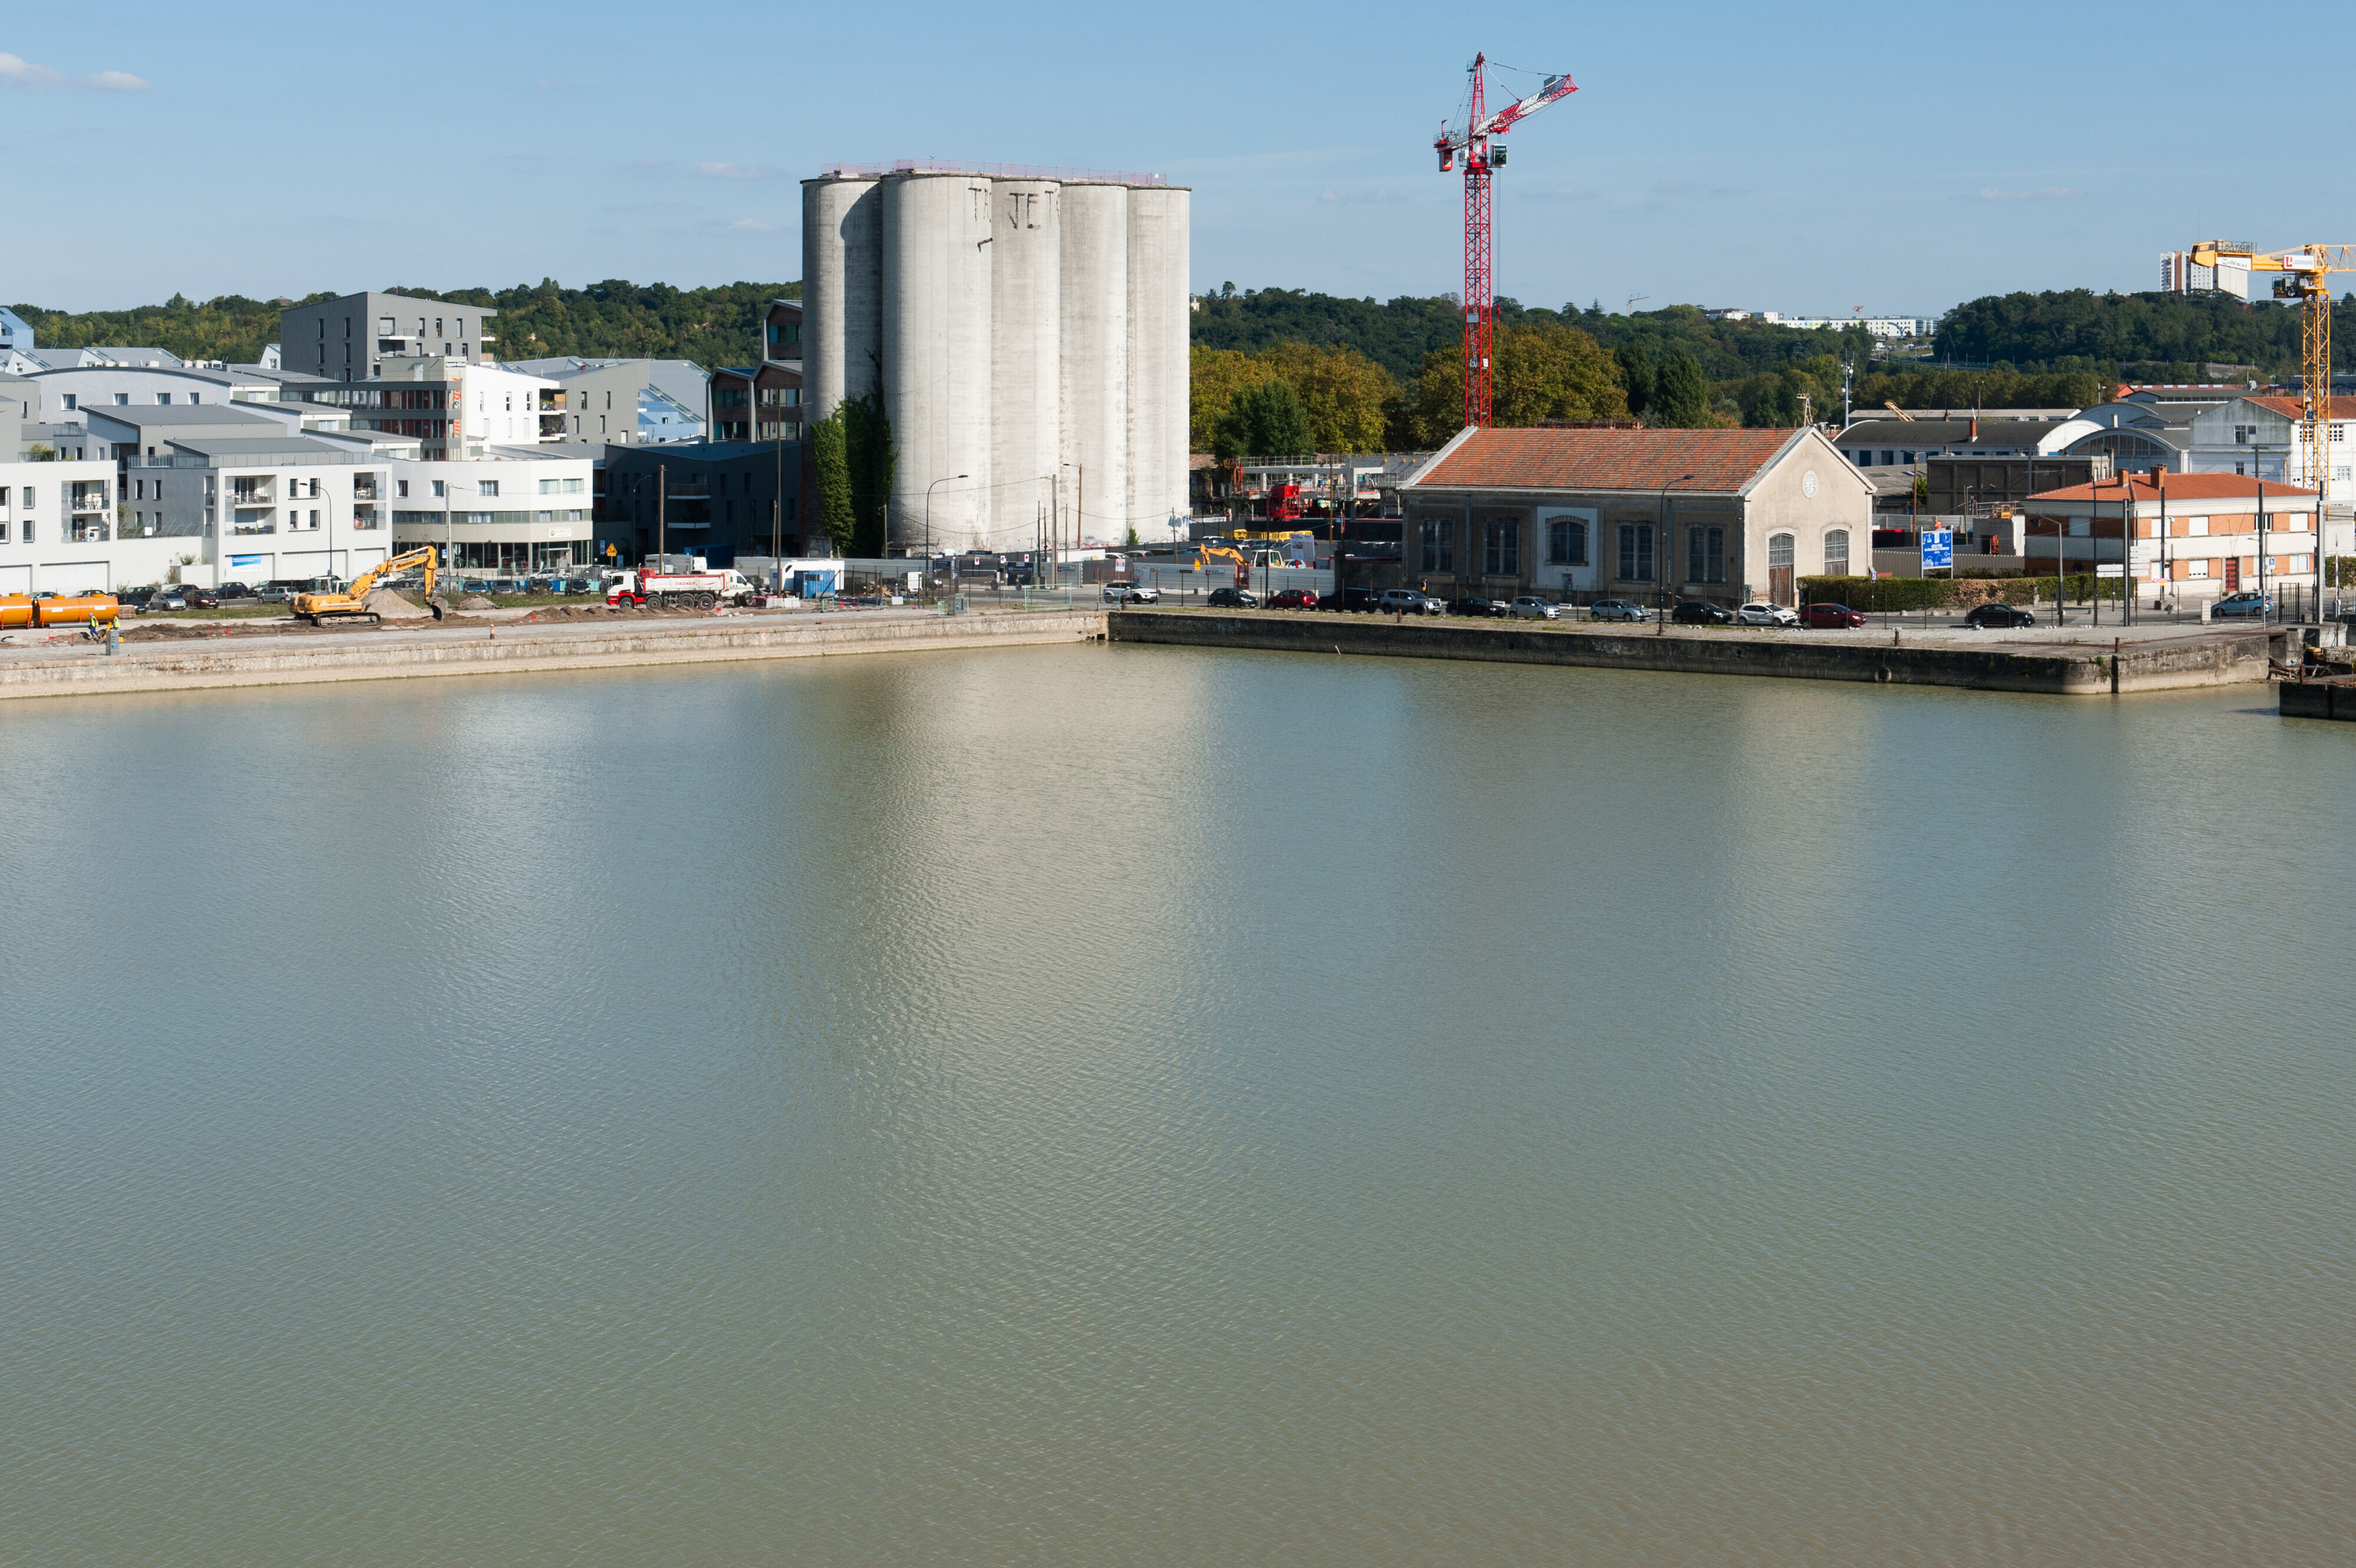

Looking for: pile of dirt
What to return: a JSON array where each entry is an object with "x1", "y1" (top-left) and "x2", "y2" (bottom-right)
[
  {"x1": 457, "y1": 594, "x2": 497, "y2": 610},
  {"x1": 365, "y1": 589, "x2": 426, "y2": 618}
]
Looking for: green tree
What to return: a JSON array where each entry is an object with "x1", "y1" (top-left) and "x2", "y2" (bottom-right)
[
  {"x1": 808, "y1": 408, "x2": 854, "y2": 554},
  {"x1": 1215, "y1": 379, "x2": 1313, "y2": 459},
  {"x1": 842, "y1": 390, "x2": 895, "y2": 558},
  {"x1": 1405, "y1": 321, "x2": 1629, "y2": 446},
  {"x1": 1257, "y1": 342, "x2": 1394, "y2": 452},
  {"x1": 1614, "y1": 341, "x2": 1653, "y2": 417},
  {"x1": 1652, "y1": 349, "x2": 1710, "y2": 427}
]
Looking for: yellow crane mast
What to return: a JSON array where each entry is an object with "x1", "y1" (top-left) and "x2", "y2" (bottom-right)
[{"x1": 2189, "y1": 241, "x2": 2355, "y2": 496}]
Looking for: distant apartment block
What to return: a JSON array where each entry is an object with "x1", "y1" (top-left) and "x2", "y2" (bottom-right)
[
  {"x1": 280, "y1": 291, "x2": 497, "y2": 381},
  {"x1": 503, "y1": 357, "x2": 709, "y2": 444}
]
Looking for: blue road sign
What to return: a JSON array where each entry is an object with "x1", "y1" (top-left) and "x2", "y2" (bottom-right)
[{"x1": 1921, "y1": 528, "x2": 1954, "y2": 570}]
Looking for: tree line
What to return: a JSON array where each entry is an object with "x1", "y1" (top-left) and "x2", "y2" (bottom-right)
[{"x1": 6, "y1": 279, "x2": 798, "y2": 369}]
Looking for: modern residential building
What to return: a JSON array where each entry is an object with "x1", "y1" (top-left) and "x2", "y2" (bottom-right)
[
  {"x1": 0, "y1": 451, "x2": 170, "y2": 595},
  {"x1": 709, "y1": 361, "x2": 801, "y2": 443},
  {"x1": 0, "y1": 307, "x2": 34, "y2": 361},
  {"x1": 2021, "y1": 472, "x2": 2321, "y2": 598},
  {"x1": 27, "y1": 360, "x2": 289, "y2": 417},
  {"x1": 284, "y1": 355, "x2": 560, "y2": 459},
  {"x1": 279, "y1": 292, "x2": 497, "y2": 381},
  {"x1": 2177, "y1": 394, "x2": 2356, "y2": 502},
  {"x1": 503, "y1": 357, "x2": 708, "y2": 444},
  {"x1": 602, "y1": 440, "x2": 804, "y2": 565},
  {"x1": 1398, "y1": 426, "x2": 1872, "y2": 607},
  {"x1": 763, "y1": 298, "x2": 802, "y2": 368},
  {"x1": 386, "y1": 449, "x2": 598, "y2": 574}
]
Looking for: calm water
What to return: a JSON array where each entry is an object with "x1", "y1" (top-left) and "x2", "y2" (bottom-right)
[{"x1": 3, "y1": 647, "x2": 2351, "y2": 1566}]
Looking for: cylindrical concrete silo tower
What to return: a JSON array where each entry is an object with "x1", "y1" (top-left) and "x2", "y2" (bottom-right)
[
  {"x1": 989, "y1": 178, "x2": 1060, "y2": 551},
  {"x1": 1123, "y1": 183, "x2": 1191, "y2": 541},
  {"x1": 1058, "y1": 181, "x2": 1128, "y2": 548},
  {"x1": 802, "y1": 174, "x2": 883, "y2": 421},
  {"x1": 882, "y1": 172, "x2": 994, "y2": 551}
]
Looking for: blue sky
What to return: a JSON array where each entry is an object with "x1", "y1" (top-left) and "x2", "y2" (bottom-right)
[{"x1": 8, "y1": 2, "x2": 2349, "y2": 319}]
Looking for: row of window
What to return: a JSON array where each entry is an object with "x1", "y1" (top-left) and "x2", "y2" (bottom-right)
[
  {"x1": 1418, "y1": 517, "x2": 1847, "y2": 581},
  {"x1": 59, "y1": 391, "x2": 205, "y2": 411}
]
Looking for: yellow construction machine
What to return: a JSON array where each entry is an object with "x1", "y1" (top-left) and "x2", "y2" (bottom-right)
[
  {"x1": 2188, "y1": 240, "x2": 2356, "y2": 493},
  {"x1": 1196, "y1": 541, "x2": 1250, "y2": 588},
  {"x1": 292, "y1": 546, "x2": 443, "y2": 625}
]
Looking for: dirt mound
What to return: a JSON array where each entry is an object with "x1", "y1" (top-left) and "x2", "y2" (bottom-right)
[
  {"x1": 457, "y1": 594, "x2": 497, "y2": 610},
  {"x1": 365, "y1": 588, "x2": 426, "y2": 617}
]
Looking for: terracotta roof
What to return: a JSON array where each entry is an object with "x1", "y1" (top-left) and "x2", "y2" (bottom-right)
[
  {"x1": 2245, "y1": 395, "x2": 2356, "y2": 420},
  {"x1": 1409, "y1": 426, "x2": 1801, "y2": 493},
  {"x1": 2026, "y1": 473, "x2": 2316, "y2": 503}
]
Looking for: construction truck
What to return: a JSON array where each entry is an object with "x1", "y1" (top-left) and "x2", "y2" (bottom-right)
[
  {"x1": 0, "y1": 593, "x2": 121, "y2": 629},
  {"x1": 605, "y1": 566, "x2": 759, "y2": 609},
  {"x1": 291, "y1": 546, "x2": 444, "y2": 625}
]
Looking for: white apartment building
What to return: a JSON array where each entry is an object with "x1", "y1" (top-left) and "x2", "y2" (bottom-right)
[
  {"x1": 387, "y1": 452, "x2": 595, "y2": 574},
  {"x1": 290, "y1": 355, "x2": 561, "y2": 459},
  {"x1": 2022, "y1": 472, "x2": 2323, "y2": 599},
  {"x1": 2180, "y1": 394, "x2": 2356, "y2": 505},
  {"x1": 0, "y1": 454, "x2": 192, "y2": 595}
]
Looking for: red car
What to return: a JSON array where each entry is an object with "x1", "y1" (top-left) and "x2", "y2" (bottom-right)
[
  {"x1": 1801, "y1": 602, "x2": 1866, "y2": 628},
  {"x1": 1266, "y1": 588, "x2": 1319, "y2": 610}
]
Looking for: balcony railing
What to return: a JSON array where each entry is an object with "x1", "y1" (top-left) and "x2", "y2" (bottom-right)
[
  {"x1": 70, "y1": 493, "x2": 110, "y2": 511},
  {"x1": 232, "y1": 523, "x2": 276, "y2": 536}
]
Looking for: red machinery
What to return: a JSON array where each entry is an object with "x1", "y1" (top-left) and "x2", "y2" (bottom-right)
[{"x1": 1435, "y1": 57, "x2": 1579, "y2": 430}]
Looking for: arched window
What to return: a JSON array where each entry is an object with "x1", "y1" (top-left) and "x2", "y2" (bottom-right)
[
  {"x1": 1824, "y1": 529, "x2": 1850, "y2": 574},
  {"x1": 1768, "y1": 532, "x2": 1796, "y2": 606}
]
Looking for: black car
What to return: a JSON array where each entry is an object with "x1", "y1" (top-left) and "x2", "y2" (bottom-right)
[
  {"x1": 1963, "y1": 602, "x2": 2037, "y2": 629},
  {"x1": 213, "y1": 582, "x2": 253, "y2": 599},
  {"x1": 1206, "y1": 587, "x2": 1259, "y2": 608},
  {"x1": 1445, "y1": 596, "x2": 1510, "y2": 617},
  {"x1": 1670, "y1": 601, "x2": 1735, "y2": 625}
]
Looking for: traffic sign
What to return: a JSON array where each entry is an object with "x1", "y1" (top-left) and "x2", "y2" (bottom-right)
[
  {"x1": 1920, "y1": 528, "x2": 1953, "y2": 570},
  {"x1": 2096, "y1": 564, "x2": 2124, "y2": 578}
]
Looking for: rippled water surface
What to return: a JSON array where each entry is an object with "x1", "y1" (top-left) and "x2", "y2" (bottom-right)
[{"x1": 3, "y1": 647, "x2": 2351, "y2": 1566}]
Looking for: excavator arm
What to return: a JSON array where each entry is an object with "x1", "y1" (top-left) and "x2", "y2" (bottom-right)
[{"x1": 292, "y1": 545, "x2": 441, "y2": 623}]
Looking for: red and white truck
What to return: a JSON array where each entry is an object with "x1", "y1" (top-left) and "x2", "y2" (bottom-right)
[{"x1": 604, "y1": 568, "x2": 760, "y2": 609}]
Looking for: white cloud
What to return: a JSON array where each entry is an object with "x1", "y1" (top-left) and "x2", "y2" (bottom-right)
[
  {"x1": 0, "y1": 52, "x2": 149, "y2": 91},
  {"x1": 1978, "y1": 186, "x2": 2081, "y2": 201},
  {"x1": 726, "y1": 218, "x2": 777, "y2": 234},
  {"x1": 698, "y1": 162, "x2": 776, "y2": 180}
]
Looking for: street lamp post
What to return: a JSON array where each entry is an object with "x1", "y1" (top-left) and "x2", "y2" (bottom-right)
[{"x1": 925, "y1": 474, "x2": 967, "y2": 595}]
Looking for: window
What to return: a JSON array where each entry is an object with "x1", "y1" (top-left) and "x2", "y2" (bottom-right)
[
  {"x1": 1688, "y1": 524, "x2": 1726, "y2": 582},
  {"x1": 157, "y1": 392, "x2": 171, "y2": 404},
  {"x1": 61, "y1": 394, "x2": 75, "y2": 410},
  {"x1": 114, "y1": 393, "x2": 129, "y2": 406},
  {"x1": 1547, "y1": 516, "x2": 1587, "y2": 565},
  {"x1": 431, "y1": 480, "x2": 446, "y2": 498},
  {"x1": 1482, "y1": 519, "x2": 1519, "y2": 575},
  {"x1": 380, "y1": 317, "x2": 395, "y2": 335},
  {"x1": 1417, "y1": 518, "x2": 1453, "y2": 572},
  {"x1": 478, "y1": 480, "x2": 499, "y2": 498},
  {"x1": 1880, "y1": 450, "x2": 1895, "y2": 466},
  {"x1": 396, "y1": 479, "x2": 409, "y2": 498},
  {"x1": 1617, "y1": 522, "x2": 1654, "y2": 581},
  {"x1": 1823, "y1": 529, "x2": 1848, "y2": 575},
  {"x1": 1768, "y1": 533, "x2": 1794, "y2": 569},
  {"x1": 1901, "y1": 450, "x2": 1915, "y2": 465}
]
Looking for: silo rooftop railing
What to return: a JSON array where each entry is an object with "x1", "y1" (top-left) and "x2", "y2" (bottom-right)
[{"x1": 816, "y1": 159, "x2": 1167, "y2": 186}]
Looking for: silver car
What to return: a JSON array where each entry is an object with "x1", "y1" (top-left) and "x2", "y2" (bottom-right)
[
  {"x1": 1378, "y1": 589, "x2": 1443, "y2": 615},
  {"x1": 1509, "y1": 596, "x2": 1561, "y2": 620},
  {"x1": 1586, "y1": 598, "x2": 1651, "y2": 622},
  {"x1": 1735, "y1": 601, "x2": 1798, "y2": 627}
]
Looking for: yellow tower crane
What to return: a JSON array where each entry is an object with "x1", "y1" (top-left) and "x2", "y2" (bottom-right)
[{"x1": 2188, "y1": 241, "x2": 2354, "y2": 496}]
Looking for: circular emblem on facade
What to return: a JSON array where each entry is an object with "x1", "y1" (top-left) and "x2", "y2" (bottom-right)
[{"x1": 1802, "y1": 469, "x2": 1819, "y2": 498}]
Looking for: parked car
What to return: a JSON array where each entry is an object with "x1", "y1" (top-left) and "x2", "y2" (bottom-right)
[
  {"x1": 1801, "y1": 602, "x2": 1867, "y2": 628},
  {"x1": 1670, "y1": 600, "x2": 1736, "y2": 625},
  {"x1": 1735, "y1": 601, "x2": 1798, "y2": 627},
  {"x1": 1102, "y1": 582, "x2": 1161, "y2": 605},
  {"x1": 1206, "y1": 587, "x2": 1259, "y2": 608},
  {"x1": 117, "y1": 585, "x2": 157, "y2": 610},
  {"x1": 2211, "y1": 590, "x2": 2271, "y2": 619},
  {"x1": 1587, "y1": 598, "x2": 1651, "y2": 622},
  {"x1": 1963, "y1": 601, "x2": 2038, "y2": 629},
  {"x1": 1508, "y1": 596, "x2": 1561, "y2": 620},
  {"x1": 1445, "y1": 595, "x2": 1510, "y2": 617},
  {"x1": 213, "y1": 581, "x2": 252, "y2": 599},
  {"x1": 1323, "y1": 587, "x2": 1382, "y2": 612},
  {"x1": 147, "y1": 588, "x2": 190, "y2": 611},
  {"x1": 254, "y1": 585, "x2": 295, "y2": 604},
  {"x1": 1266, "y1": 587, "x2": 1318, "y2": 610},
  {"x1": 1378, "y1": 589, "x2": 1444, "y2": 615}
]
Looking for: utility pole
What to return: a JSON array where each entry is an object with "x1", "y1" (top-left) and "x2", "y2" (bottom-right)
[{"x1": 657, "y1": 463, "x2": 666, "y2": 567}]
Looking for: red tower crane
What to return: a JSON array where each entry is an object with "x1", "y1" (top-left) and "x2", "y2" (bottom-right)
[{"x1": 1435, "y1": 56, "x2": 1579, "y2": 430}]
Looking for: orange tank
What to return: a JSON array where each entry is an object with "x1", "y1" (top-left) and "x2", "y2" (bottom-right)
[
  {"x1": 0, "y1": 595, "x2": 31, "y2": 630},
  {"x1": 33, "y1": 595, "x2": 120, "y2": 627}
]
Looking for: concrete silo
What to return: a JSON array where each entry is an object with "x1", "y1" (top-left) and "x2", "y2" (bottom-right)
[
  {"x1": 1123, "y1": 185, "x2": 1191, "y2": 538},
  {"x1": 882, "y1": 172, "x2": 994, "y2": 551},
  {"x1": 988, "y1": 178, "x2": 1060, "y2": 551},
  {"x1": 1057, "y1": 182, "x2": 1128, "y2": 548},
  {"x1": 801, "y1": 174, "x2": 883, "y2": 421}
]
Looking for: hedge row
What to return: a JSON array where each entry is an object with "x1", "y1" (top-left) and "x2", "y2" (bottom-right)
[{"x1": 1798, "y1": 575, "x2": 2124, "y2": 612}]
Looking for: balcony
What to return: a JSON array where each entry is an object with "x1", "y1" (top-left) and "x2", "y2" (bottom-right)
[
  {"x1": 540, "y1": 415, "x2": 569, "y2": 437},
  {"x1": 70, "y1": 490, "x2": 110, "y2": 512}
]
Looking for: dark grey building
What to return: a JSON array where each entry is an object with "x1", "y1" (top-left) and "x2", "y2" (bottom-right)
[
  {"x1": 279, "y1": 291, "x2": 498, "y2": 382},
  {"x1": 601, "y1": 440, "x2": 805, "y2": 566}
]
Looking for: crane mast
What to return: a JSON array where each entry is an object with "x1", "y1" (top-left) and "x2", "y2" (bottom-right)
[{"x1": 1436, "y1": 55, "x2": 1577, "y2": 430}]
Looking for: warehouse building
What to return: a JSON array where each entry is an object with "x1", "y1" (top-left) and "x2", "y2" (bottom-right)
[{"x1": 802, "y1": 162, "x2": 1189, "y2": 552}]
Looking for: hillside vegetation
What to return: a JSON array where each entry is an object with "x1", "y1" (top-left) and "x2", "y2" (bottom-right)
[{"x1": 7, "y1": 279, "x2": 797, "y2": 370}]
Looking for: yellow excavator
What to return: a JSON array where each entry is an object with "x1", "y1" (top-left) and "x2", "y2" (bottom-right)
[
  {"x1": 292, "y1": 546, "x2": 444, "y2": 625},
  {"x1": 1196, "y1": 541, "x2": 1250, "y2": 588}
]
